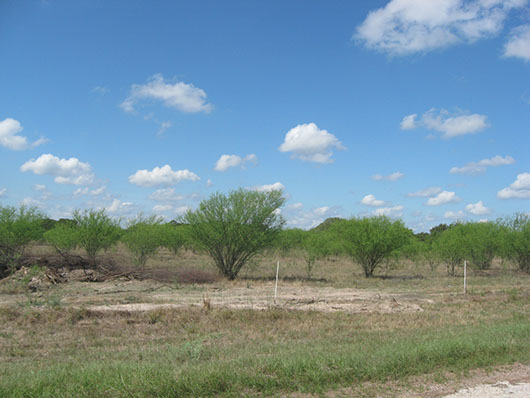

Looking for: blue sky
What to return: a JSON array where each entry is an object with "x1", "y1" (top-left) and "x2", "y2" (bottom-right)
[{"x1": 1, "y1": 0, "x2": 529, "y2": 231}]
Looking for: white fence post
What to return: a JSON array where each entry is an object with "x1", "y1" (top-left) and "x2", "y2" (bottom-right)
[
  {"x1": 274, "y1": 261, "x2": 280, "y2": 305},
  {"x1": 464, "y1": 260, "x2": 467, "y2": 294}
]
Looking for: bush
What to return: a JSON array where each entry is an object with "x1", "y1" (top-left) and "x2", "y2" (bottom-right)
[
  {"x1": 122, "y1": 214, "x2": 164, "y2": 266},
  {"x1": 181, "y1": 188, "x2": 286, "y2": 280},
  {"x1": 72, "y1": 209, "x2": 122, "y2": 259},
  {"x1": 44, "y1": 223, "x2": 79, "y2": 254},
  {"x1": 434, "y1": 224, "x2": 467, "y2": 276},
  {"x1": 498, "y1": 213, "x2": 530, "y2": 272},
  {"x1": 160, "y1": 223, "x2": 189, "y2": 256},
  {"x1": 461, "y1": 222, "x2": 500, "y2": 270},
  {"x1": 0, "y1": 205, "x2": 45, "y2": 275},
  {"x1": 332, "y1": 215, "x2": 411, "y2": 277}
]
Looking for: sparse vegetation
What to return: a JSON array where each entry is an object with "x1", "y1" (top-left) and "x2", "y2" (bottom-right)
[
  {"x1": 122, "y1": 213, "x2": 164, "y2": 266},
  {"x1": 72, "y1": 209, "x2": 122, "y2": 259}
]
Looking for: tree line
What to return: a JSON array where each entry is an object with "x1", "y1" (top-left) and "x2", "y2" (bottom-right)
[{"x1": 1, "y1": 188, "x2": 529, "y2": 279}]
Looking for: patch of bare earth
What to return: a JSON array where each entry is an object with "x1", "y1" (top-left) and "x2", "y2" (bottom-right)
[{"x1": 87, "y1": 285, "x2": 426, "y2": 314}]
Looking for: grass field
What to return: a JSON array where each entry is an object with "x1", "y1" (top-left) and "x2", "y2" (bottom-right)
[{"x1": 0, "y1": 245, "x2": 528, "y2": 397}]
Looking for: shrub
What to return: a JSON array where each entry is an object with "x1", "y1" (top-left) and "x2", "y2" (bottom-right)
[
  {"x1": 332, "y1": 215, "x2": 411, "y2": 277},
  {"x1": 434, "y1": 224, "x2": 467, "y2": 276},
  {"x1": 122, "y1": 214, "x2": 164, "y2": 266},
  {"x1": 72, "y1": 209, "x2": 122, "y2": 259},
  {"x1": 181, "y1": 188, "x2": 286, "y2": 280},
  {"x1": 44, "y1": 223, "x2": 79, "y2": 254},
  {"x1": 160, "y1": 223, "x2": 189, "y2": 256},
  {"x1": 461, "y1": 221, "x2": 500, "y2": 270},
  {"x1": 0, "y1": 205, "x2": 45, "y2": 275},
  {"x1": 498, "y1": 213, "x2": 530, "y2": 272}
]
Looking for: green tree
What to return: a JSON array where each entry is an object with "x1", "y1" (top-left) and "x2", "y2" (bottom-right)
[
  {"x1": 461, "y1": 221, "x2": 500, "y2": 270},
  {"x1": 181, "y1": 188, "x2": 286, "y2": 280},
  {"x1": 498, "y1": 213, "x2": 530, "y2": 272},
  {"x1": 122, "y1": 214, "x2": 164, "y2": 266},
  {"x1": 434, "y1": 224, "x2": 467, "y2": 276},
  {"x1": 72, "y1": 209, "x2": 122, "y2": 259},
  {"x1": 0, "y1": 205, "x2": 45, "y2": 275},
  {"x1": 301, "y1": 232, "x2": 328, "y2": 279},
  {"x1": 44, "y1": 223, "x2": 79, "y2": 254},
  {"x1": 332, "y1": 216, "x2": 411, "y2": 277},
  {"x1": 160, "y1": 223, "x2": 189, "y2": 256}
]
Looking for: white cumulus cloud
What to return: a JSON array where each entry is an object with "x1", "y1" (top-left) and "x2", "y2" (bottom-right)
[
  {"x1": 214, "y1": 154, "x2": 257, "y2": 172},
  {"x1": 372, "y1": 171, "x2": 404, "y2": 181},
  {"x1": 450, "y1": 155, "x2": 515, "y2": 175},
  {"x1": 426, "y1": 191, "x2": 460, "y2": 206},
  {"x1": 248, "y1": 182, "x2": 285, "y2": 192},
  {"x1": 0, "y1": 118, "x2": 48, "y2": 150},
  {"x1": 465, "y1": 201, "x2": 490, "y2": 215},
  {"x1": 128, "y1": 165, "x2": 200, "y2": 187},
  {"x1": 445, "y1": 210, "x2": 466, "y2": 220},
  {"x1": 120, "y1": 74, "x2": 212, "y2": 113},
  {"x1": 361, "y1": 194, "x2": 387, "y2": 207},
  {"x1": 402, "y1": 108, "x2": 488, "y2": 138},
  {"x1": 497, "y1": 172, "x2": 530, "y2": 199},
  {"x1": 400, "y1": 114, "x2": 418, "y2": 130},
  {"x1": 106, "y1": 199, "x2": 133, "y2": 214},
  {"x1": 20, "y1": 154, "x2": 95, "y2": 185},
  {"x1": 372, "y1": 205, "x2": 404, "y2": 217},
  {"x1": 407, "y1": 187, "x2": 442, "y2": 197},
  {"x1": 504, "y1": 24, "x2": 530, "y2": 61},
  {"x1": 279, "y1": 123, "x2": 346, "y2": 163},
  {"x1": 355, "y1": 0, "x2": 527, "y2": 55}
]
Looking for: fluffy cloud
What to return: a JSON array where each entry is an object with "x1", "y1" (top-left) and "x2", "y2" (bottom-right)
[
  {"x1": 248, "y1": 182, "x2": 285, "y2": 192},
  {"x1": 407, "y1": 186, "x2": 442, "y2": 197},
  {"x1": 372, "y1": 171, "x2": 404, "y2": 181},
  {"x1": 372, "y1": 205, "x2": 404, "y2": 217},
  {"x1": 361, "y1": 194, "x2": 387, "y2": 207},
  {"x1": 355, "y1": 0, "x2": 527, "y2": 55},
  {"x1": 148, "y1": 188, "x2": 185, "y2": 202},
  {"x1": 450, "y1": 155, "x2": 515, "y2": 175},
  {"x1": 214, "y1": 154, "x2": 257, "y2": 172},
  {"x1": 279, "y1": 123, "x2": 346, "y2": 163},
  {"x1": 128, "y1": 165, "x2": 200, "y2": 187},
  {"x1": 465, "y1": 201, "x2": 490, "y2": 215},
  {"x1": 20, "y1": 154, "x2": 95, "y2": 185},
  {"x1": 0, "y1": 118, "x2": 47, "y2": 150},
  {"x1": 284, "y1": 204, "x2": 341, "y2": 230},
  {"x1": 73, "y1": 186, "x2": 106, "y2": 197},
  {"x1": 106, "y1": 199, "x2": 133, "y2": 214},
  {"x1": 426, "y1": 191, "x2": 460, "y2": 206},
  {"x1": 504, "y1": 24, "x2": 530, "y2": 61},
  {"x1": 497, "y1": 172, "x2": 530, "y2": 199},
  {"x1": 401, "y1": 109, "x2": 488, "y2": 138},
  {"x1": 444, "y1": 210, "x2": 466, "y2": 220},
  {"x1": 120, "y1": 74, "x2": 212, "y2": 113}
]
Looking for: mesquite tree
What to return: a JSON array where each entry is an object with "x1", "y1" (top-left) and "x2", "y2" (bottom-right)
[{"x1": 181, "y1": 188, "x2": 286, "y2": 280}]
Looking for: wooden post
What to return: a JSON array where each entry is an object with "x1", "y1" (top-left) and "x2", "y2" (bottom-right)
[{"x1": 274, "y1": 261, "x2": 279, "y2": 305}]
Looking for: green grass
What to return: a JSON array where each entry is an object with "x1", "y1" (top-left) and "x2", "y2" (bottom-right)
[{"x1": 0, "y1": 314, "x2": 528, "y2": 397}]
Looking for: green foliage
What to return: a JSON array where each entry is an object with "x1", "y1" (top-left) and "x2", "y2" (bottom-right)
[
  {"x1": 44, "y1": 223, "x2": 78, "y2": 254},
  {"x1": 160, "y1": 223, "x2": 189, "y2": 256},
  {"x1": 498, "y1": 213, "x2": 530, "y2": 272},
  {"x1": 181, "y1": 188, "x2": 286, "y2": 280},
  {"x1": 460, "y1": 222, "x2": 500, "y2": 270},
  {"x1": 430, "y1": 223, "x2": 450, "y2": 239},
  {"x1": 332, "y1": 215, "x2": 411, "y2": 277},
  {"x1": 274, "y1": 228, "x2": 305, "y2": 255},
  {"x1": 122, "y1": 214, "x2": 164, "y2": 266},
  {"x1": 434, "y1": 224, "x2": 468, "y2": 276},
  {"x1": 72, "y1": 209, "x2": 122, "y2": 259},
  {"x1": 301, "y1": 232, "x2": 326, "y2": 279},
  {"x1": 0, "y1": 205, "x2": 45, "y2": 275}
]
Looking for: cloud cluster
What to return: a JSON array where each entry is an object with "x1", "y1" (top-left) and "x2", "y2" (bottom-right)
[
  {"x1": 0, "y1": 118, "x2": 47, "y2": 150},
  {"x1": 106, "y1": 199, "x2": 133, "y2": 214},
  {"x1": 279, "y1": 123, "x2": 345, "y2": 163},
  {"x1": 465, "y1": 201, "x2": 490, "y2": 215},
  {"x1": 504, "y1": 24, "x2": 530, "y2": 61},
  {"x1": 497, "y1": 172, "x2": 530, "y2": 199},
  {"x1": 121, "y1": 74, "x2": 212, "y2": 113},
  {"x1": 372, "y1": 205, "x2": 404, "y2": 217},
  {"x1": 444, "y1": 210, "x2": 466, "y2": 220},
  {"x1": 407, "y1": 186, "x2": 442, "y2": 197},
  {"x1": 248, "y1": 182, "x2": 285, "y2": 192},
  {"x1": 214, "y1": 154, "x2": 257, "y2": 172},
  {"x1": 450, "y1": 155, "x2": 515, "y2": 175},
  {"x1": 361, "y1": 194, "x2": 387, "y2": 207},
  {"x1": 20, "y1": 154, "x2": 95, "y2": 185},
  {"x1": 426, "y1": 191, "x2": 460, "y2": 206},
  {"x1": 372, "y1": 171, "x2": 404, "y2": 181},
  {"x1": 128, "y1": 165, "x2": 200, "y2": 187},
  {"x1": 401, "y1": 108, "x2": 488, "y2": 138},
  {"x1": 73, "y1": 186, "x2": 106, "y2": 197},
  {"x1": 355, "y1": 0, "x2": 527, "y2": 55}
]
